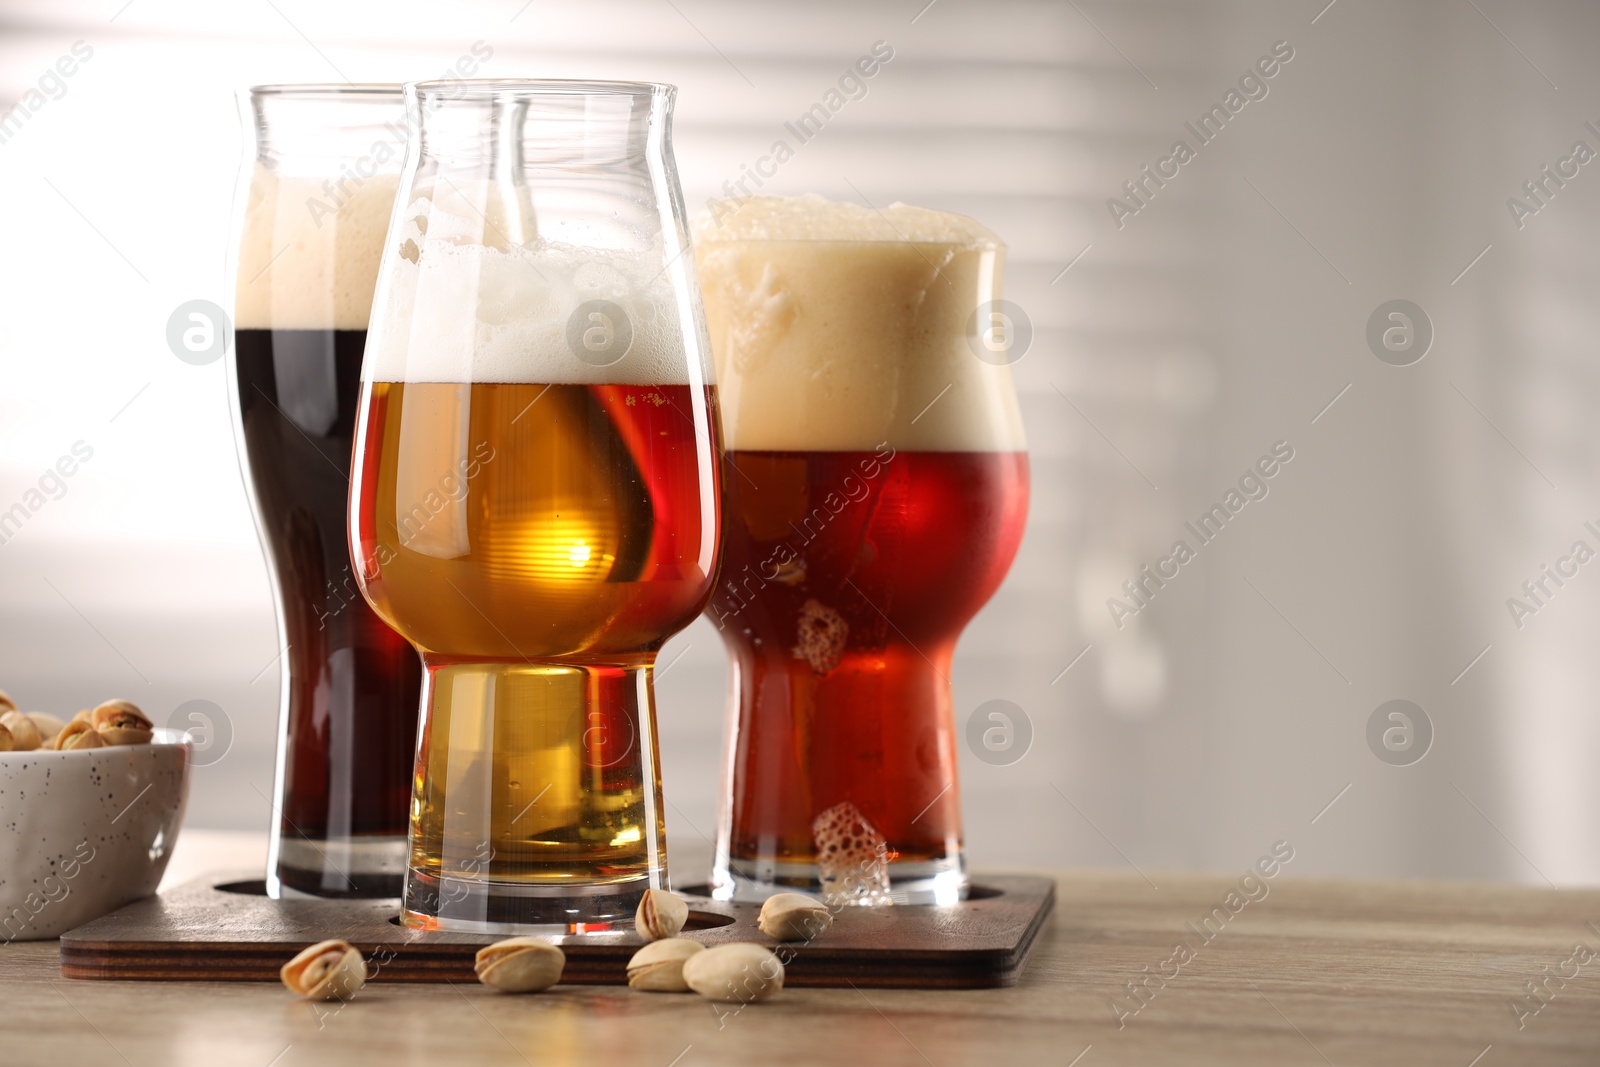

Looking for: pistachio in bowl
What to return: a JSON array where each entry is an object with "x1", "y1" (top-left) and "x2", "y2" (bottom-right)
[
  {"x1": 0, "y1": 691, "x2": 191, "y2": 941},
  {"x1": 0, "y1": 697, "x2": 154, "y2": 752}
]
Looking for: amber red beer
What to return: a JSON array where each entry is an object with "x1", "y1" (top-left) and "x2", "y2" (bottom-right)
[
  {"x1": 712, "y1": 448, "x2": 1027, "y2": 884},
  {"x1": 696, "y1": 195, "x2": 1029, "y2": 904}
]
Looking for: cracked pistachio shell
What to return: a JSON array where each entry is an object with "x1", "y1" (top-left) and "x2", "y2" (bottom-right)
[
  {"x1": 682, "y1": 943, "x2": 785, "y2": 1003},
  {"x1": 281, "y1": 940, "x2": 367, "y2": 1001},
  {"x1": 56, "y1": 720, "x2": 106, "y2": 751},
  {"x1": 757, "y1": 893, "x2": 833, "y2": 941},
  {"x1": 474, "y1": 938, "x2": 565, "y2": 993},
  {"x1": 93, "y1": 700, "x2": 154, "y2": 746},
  {"x1": 0, "y1": 723, "x2": 12, "y2": 751},
  {"x1": 626, "y1": 938, "x2": 705, "y2": 992},
  {"x1": 635, "y1": 888, "x2": 689, "y2": 941},
  {"x1": 0, "y1": 711, "x2": 41, "y2": 752}
]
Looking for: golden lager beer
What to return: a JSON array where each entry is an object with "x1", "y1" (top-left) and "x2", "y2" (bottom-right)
[
  {"x1": 353, "y1": 380, "x2": 717, "y2": 890},
  {"x1": 350, "y1": 78, "x2": 720, "y2": 931}
]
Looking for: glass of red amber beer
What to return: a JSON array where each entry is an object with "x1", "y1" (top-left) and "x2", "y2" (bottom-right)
[
  {"x1": 350, "y1": 80, "x2": 720, "y2": 931},
  {"x1": 694, "y1": 195, "x2": 1028, "y2": 905}
]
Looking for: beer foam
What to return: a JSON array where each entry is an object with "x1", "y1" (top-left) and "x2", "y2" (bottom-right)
[
  {"x1": 235, "y1": 164, "x2": 398, "y2": 330},
  {"x1": 364, "y1": 188, "x2": 706, "y2": 387},
  {"x1": 699, "y1": 192, "x2": 1001, "y2": 247},
  {"x1": 812, "y1": 801, "x2": 893, "y2": 907},
  {"x1": 692, "y1": 194, "x2": 1026, "y2": 452}
]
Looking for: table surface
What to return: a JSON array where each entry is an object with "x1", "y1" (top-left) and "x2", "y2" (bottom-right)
[{"x1": 3, "y1": 833, "x2": 1598, "y2": 1066}]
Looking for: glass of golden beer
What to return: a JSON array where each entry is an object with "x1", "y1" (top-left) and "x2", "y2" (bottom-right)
[
  {"x1": 694, "y1": 195, "x2": 1028, "y2": 905},
  {"x1": 351, "y1": 80, "x2": 720, "y2": 931}
]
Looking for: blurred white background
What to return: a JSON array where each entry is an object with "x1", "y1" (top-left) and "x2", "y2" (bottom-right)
[{"x1": 1, "y1": 0, "x2": 1597, "y2": 887}]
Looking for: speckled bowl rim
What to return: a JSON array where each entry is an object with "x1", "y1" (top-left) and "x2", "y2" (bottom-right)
[{"x1": 0, "y1": 726, "x2": 192, "y2": 759}]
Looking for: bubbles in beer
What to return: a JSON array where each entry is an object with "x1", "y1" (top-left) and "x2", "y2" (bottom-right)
[{"x1": 811, "y1": 801, "x2": 893, "y2": 907}]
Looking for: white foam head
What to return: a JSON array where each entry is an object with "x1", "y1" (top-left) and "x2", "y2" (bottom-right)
[
  {"x1": 363, "y1": 181, "x2": 704, "y2": 386},
  {"x1": 235, "y1": 163, "x2": 398, "y2": 330},
  {"x1": 692, "y1": 194, "x2": 1026, "y2": 452}
]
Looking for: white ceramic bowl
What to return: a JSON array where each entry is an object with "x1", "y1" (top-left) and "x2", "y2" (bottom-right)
[{"x1": 0, "y1": 727, "x2": 190, "y2": 941}]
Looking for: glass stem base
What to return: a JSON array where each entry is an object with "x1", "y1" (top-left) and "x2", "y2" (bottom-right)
[
  {"x1": 403, "y1": 869, "x2": 651, "y2": 932},
  {"x1": 401, "y1": 657, "x2": 667, "y2": 933},
  {"x1": 268, "y1": 834, "x2": 407, "y2": 899}
]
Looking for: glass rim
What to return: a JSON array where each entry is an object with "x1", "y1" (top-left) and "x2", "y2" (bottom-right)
[
  {"x1": 408, "y1": 78, "x2": 674, "y2": 98},
  {"x1": 249, "y1": 83, "x2": 404, "y2": 100}
]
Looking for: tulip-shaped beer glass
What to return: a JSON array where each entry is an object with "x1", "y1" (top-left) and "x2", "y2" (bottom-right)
[
  {"x1": 351, "y1": 81, "x2": 721, "y2": 931},
  {"x1": 695, "y1": 195, "x2": 1029, "y2": 906}
]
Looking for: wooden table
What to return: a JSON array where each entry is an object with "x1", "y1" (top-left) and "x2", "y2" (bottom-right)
[{"x1": 3, "y1": 866, "x2": 1598, "y2": 1066}]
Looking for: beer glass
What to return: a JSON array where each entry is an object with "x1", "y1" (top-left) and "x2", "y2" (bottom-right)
[
  {"x1": 231, "y1": 85, "x2": 422, "y2": 898},
  {"x1": 351, "y1": 80, "x2": 720, "y2": 931},
  {"x1": 695, "y1": 196, "x2": 1029, "y2": 905}
]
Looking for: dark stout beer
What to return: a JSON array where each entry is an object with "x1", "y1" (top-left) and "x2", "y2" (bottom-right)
[
  {"x1": 234, "y1": 328, "x2": 420, "y2": 896},
  {"x1": 232, "y1": 85, "x2": 419, "y2": 898}
]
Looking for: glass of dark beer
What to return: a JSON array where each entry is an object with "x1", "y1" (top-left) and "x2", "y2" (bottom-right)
[
  {"x1": 350, "y1": 80, "x2": 721, "y2": 932},
  {"x1": 694, "y1": 195, "x2": 1030, "y2": 905},
  {"x1": 231, "y1": 85, "x2": 421, "y2": 898}
]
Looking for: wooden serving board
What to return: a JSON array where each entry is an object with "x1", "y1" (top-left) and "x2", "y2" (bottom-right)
[{"x1": 59, "y1": 873, "x2": 1054, "y2": 988}]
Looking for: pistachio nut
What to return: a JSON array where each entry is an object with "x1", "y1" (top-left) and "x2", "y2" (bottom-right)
[
  {"x1": 626, "y1": 937, "x2": 705, "y2": 992},
  {"x1": 0, "y1": 723, "x2": 12, "y2": 752},
  {"x1": 474, "y1": 937, "x2": 564, "y2": 993},
  {"x1": 0, "y1": 710, "x2": 42, "y2": 752},
  {"x1": 281, "y1": 940, "x2": 367, "y2": 1001},
  {"x1": 56, "y1": 720, "x2": 107, "y2": 751},
  {"x1": 92, "y1": 700, "x2": 153, "y2": 746},
  {"x1": 0, "y1": 690, "x2": 14, "y2": 713},
  {"x1": 635, "y1": 887, "x2": 689, "y2": 941},
  {"x1": 682, "y1": 943, "x2": 785, "y2": 1003},
  {"x1": 758, "y1": 892, "x2": 833, "y2": 941}
]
